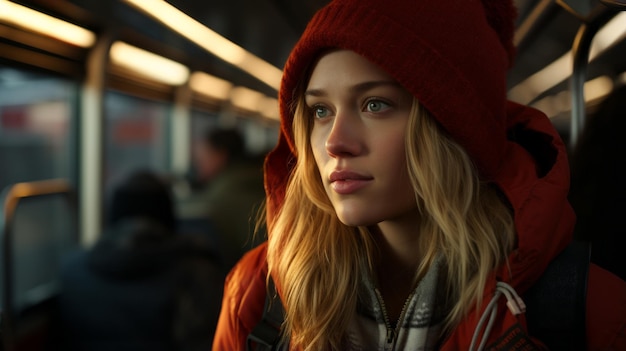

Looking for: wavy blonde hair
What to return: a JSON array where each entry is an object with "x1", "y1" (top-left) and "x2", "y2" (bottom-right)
[{"x1": 266, "y1": 96, "x2": 515, "y2": 350}]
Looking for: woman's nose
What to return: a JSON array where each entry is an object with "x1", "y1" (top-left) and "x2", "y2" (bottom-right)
[{"x1": 325, "y1": 110, "x2": 363, "y2": 157}]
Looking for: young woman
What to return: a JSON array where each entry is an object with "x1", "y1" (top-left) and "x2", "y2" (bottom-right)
[{"x1": 213, "y1": 0, "x2": 626, "y2": 350}]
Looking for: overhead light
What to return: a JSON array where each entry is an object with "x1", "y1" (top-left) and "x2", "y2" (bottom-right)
[
  {"x1": 229, "y1": 86, "x2": 279, "y2": 120},
  {"x1": 230, "y1": 86, "x2": 265, "y2": 112},
  {"x1": 0, "y1": 0, "x2": 95, "y2": 48},
  {"x1": 509, "y1": 12, "x2": 626, "y2": 104},
  {"x1": 123, "y1": 0, "x2": 282, "y2": 91},
  {"x1": 583, "y1": 75, "x2": 613, "y2": 101},
  {"x1": 619, "y1": 71, "x2": 626, "y2": 85},
  {"x1": 109, "y1": 41, "x2": 189, "y2": 86},
  {"x1": 531, "y1": 75, "x2": 614, "y2": 118},
  {"x1": 189, "y1": 72, "x2": 233, "y2": 101},
  {"x1": 591, "y1": 12, "x2": 626, "y2": 56},
  {"x1": 508, "y1": 52, "x2": 570, "y2": 104},
  {"x1": 257, "y1": 96, "x2": 280, "y2": 120}
]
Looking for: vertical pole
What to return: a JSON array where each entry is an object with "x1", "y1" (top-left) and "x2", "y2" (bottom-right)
[
  {"x1": 569, "y1": 8, "x2": 616, "y2": 149},
  {"x1": 80, "y1": 34, "x2": 113, "y2": 246},
  {"x1": 171, "y1": 83, "x2": 192, "y2": 175},
  {"x1": 1, "y1": 190, "x2": 17, "y2": 351}
]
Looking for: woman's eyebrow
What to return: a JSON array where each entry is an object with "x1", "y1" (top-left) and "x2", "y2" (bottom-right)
[{"x1": 304, "y1": 80, "x2": 401, "y2": 98}]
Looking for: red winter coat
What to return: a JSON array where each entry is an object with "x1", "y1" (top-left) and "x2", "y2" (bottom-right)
[
  {"x1": 213, "y1": 246, "x2": 625, "y2": 350},
  {"x1": 213, "y1": 102, "x2": 626, "y2": 350}
]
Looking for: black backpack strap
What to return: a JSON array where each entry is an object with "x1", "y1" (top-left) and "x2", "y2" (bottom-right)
[
  {"x1": 524, "y1": 240, "x2": 591, "y2": 351},
  {"x1": 247, "y1": 277, "x2": 285, "y2": 351}
]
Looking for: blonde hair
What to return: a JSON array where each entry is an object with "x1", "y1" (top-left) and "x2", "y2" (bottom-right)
[{"x1": 266, "y1": 97, "x2": 515, "y2": 350}]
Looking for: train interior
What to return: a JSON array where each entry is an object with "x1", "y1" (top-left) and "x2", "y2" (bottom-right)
[{"x1": 1, "y1": 0, "x2": 625, "y2": 349}]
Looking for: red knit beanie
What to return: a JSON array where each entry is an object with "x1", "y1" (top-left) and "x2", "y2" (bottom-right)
[{"x1": 266, "y1": 0, "x2": 518, "y2": 218}]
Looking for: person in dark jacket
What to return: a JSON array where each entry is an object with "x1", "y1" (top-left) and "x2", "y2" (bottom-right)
[{"x1": 58, "y1": 170, "x2": 222, "y2": 351}]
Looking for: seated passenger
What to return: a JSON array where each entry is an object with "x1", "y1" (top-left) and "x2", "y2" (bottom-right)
[
  {"x1": 58, "y1": 170, "x2": 222, "y2": 351},
  {"x1": 175, "y1": 127, "x2": 266, "y2": 271}
]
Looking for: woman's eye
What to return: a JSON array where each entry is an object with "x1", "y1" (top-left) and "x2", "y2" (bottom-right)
[
  {"x1": 313, "y1": 106, "x2": 330, "y2": 119},
  {"x1": 365, "y1": 100, "x2": 390, "y2": 113}
]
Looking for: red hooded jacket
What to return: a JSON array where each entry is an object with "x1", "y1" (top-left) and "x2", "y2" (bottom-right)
[
  {"x1": 213, "y1": 102, "x2": 626, "y2": 350},
  {"x1": 214, "y1": 0, "x2": 626, "y2": 349}
]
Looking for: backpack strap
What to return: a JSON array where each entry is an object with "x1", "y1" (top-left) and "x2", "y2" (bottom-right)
[
  {"x1": 523, "y1": 240, "x2": 591, "y2": 351},
  {"x1": 247, "y1": 277, "x2": 285, "y2": 351}
]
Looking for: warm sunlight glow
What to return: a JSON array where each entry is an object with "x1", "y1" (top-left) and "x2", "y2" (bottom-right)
[
  {"x1": 123, "y1": 0, "x2": 282, "y2": 91},
  {"x1": 0, "y1": 0, "x2": 95, "y2": 47},
  {"x1": 109, "y1": 41, "x2": 189, "y2": 86}
]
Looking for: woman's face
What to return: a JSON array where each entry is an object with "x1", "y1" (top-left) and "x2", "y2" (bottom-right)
[{"x1": 306, "y1": 50, "x2": 417, "y2": 227}]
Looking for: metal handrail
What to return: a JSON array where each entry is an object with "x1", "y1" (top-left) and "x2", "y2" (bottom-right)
[
  {"x1": 514, "y1": 0, "x2": 560, "y2": 53},
  {"x1": 569, "y1": 7, "x2": 618, "y2": 149},
  {"x1": 0, "y1": 179, "x2": 76, "y2": 351},
  {"x1": 600, "y1": 0, "x2": 626, "y2": 10}
]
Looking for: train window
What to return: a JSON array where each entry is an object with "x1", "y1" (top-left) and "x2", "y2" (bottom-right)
[
  {"x1": 0, "y1": 66, "x2": 77, "y2": 192},
  {"x1": 239, "y1": 117, "x2": 278, "y2": 156},
  {"x1": 190, "y1": 109, "x2": 219, "y2": 146},
  {"x1": 9, "y1": 193, "x2": 77, "y2": 312},
  {"x1": 104, "y1": 90, "x2": 169, "y2": 186}
]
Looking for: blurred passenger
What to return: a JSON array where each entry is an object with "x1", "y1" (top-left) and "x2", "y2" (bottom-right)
[
  {"x1": 58, "y1": 170, "x2": 222, "y2": 351},
  {"x1": 570, "y1": 84, "x2": 626, "y2": 282},
  {"x1": 214, "y1": 0, "x2": 626, "y2": 349},
  {"x1": 176, "y1": 127, "x2": 266, "y2": 270}
]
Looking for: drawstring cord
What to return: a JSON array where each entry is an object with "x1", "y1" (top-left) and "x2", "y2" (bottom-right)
[{"x1": 469, "y1": 282, "x2": 526, "y2": 351}]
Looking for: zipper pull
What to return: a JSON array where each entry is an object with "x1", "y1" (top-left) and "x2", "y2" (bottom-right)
[{"x1": 386, "y1": 327, "x2": 395, "y2": 344}]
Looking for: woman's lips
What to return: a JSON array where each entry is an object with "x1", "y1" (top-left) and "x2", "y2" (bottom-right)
[{"x1": 329, "y1": 171, "x2": 373, "y2": 194}]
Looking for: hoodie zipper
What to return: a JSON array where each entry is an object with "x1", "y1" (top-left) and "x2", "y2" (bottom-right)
[{"x1": 374, "y1": 288, "x2": 415, "y2": 350}]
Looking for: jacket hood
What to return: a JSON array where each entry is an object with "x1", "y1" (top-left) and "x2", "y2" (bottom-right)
[
  {"x1": 438, "y1": 104, "x2": 576, "y2": 349},
  {"x1": 495, "y1": 101, "x2": 575, "y2": 291},
  {"x1": 264, "y1": 0, "x2": 574, "y2": 292}
]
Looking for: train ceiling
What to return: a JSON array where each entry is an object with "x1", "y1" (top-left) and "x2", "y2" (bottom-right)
[{"x1": 10, "y1": 0, "x2": 626, "y2": 107}]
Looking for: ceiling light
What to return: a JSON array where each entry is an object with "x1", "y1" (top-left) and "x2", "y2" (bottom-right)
[
  {"x1": 109, "y1": 41, "x2": 189, "y2": 86},
  {"x1": 508, "y1": 52, "x2": 570, "y2": 104},
  {"x1": 591, "y1": 12, "x2": 626, "y2": 57},
  {"x1": 531, "y1": 75, "x2": 613, "y2": 118},
  {"x1": 258, "y1": 96, "x2": 280, "y2": 120},
  {"x1": 230, "y1": 86, "x2": 265, "y2": 112},
  {"x1": 509, "y1": 12, "x2": 626, "y2": 104},
  {"x1": 0, "y1": 0, "x2": 95, "y2": 48},
  {"x1": 583, "y1": 75, "x2": 613, "y2": 101},
  {"x1": 189, "y1": 72, "x2": 233, "y2": 101},
  {"x1": 123, "y1": 0, "x2": 282, "y2": 91},
  {"x1": 618, "y1": 71, "x2": 626, "y2": 85}
]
